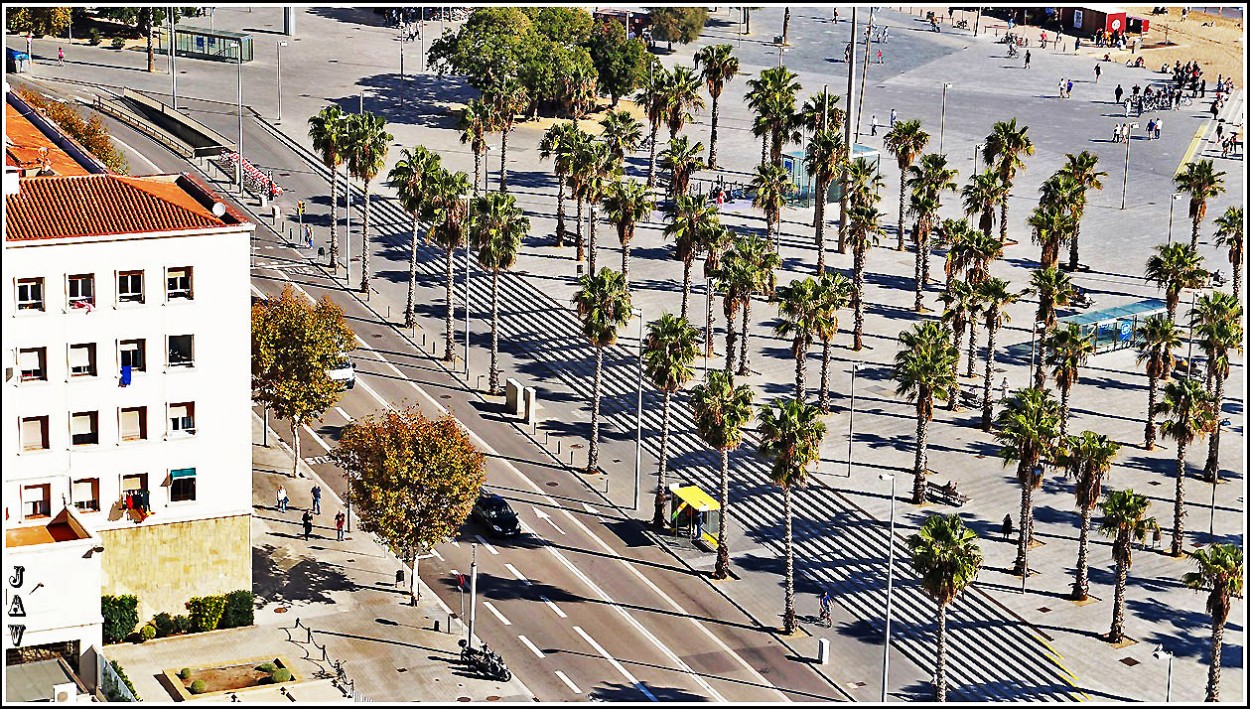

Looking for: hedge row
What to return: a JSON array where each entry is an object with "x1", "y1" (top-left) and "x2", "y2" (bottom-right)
[{"x1": 102, "y1": 590, "x2": 254, "y2": 644}]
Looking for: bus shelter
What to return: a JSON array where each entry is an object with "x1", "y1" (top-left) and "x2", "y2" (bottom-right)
[
  {"x1": 158, "y1": 26, "x2": 253, "y2": 63},
  {"x1": 784, "y1": 144, "x2": 882, "y2": 208},
  {"x1": 668, "y1": 483, "x2": 720, "y2": 549},
  {"x1": 1058, "y1": 298, "x2": 1166, "y2": 353}
]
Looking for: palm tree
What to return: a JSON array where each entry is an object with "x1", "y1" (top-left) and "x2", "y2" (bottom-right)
[
  {"x1": 344, "y1": 112, "x2": 392, "y2": 295},
  {"x1": 978, "y1": 278, "x2": 1018, "y2": 430},
  {"x1": 561, "y1": 61, "x2": 598, "y2": 119},
  {"x1": 1194, "y1": 292, "x2": 1243, "y2": 482},
  {"x1": 1028, "y1": 202, "x2": 1077, "y2": 271},
  {"x1": 471, "y1": 192, "x2": 529, "y2": 395},
  {"x1": 939, "y1": 218, "x2": 976, "y2": 296},
  {"x1": 961, "y1": 170, "x2": 1005, "y2": 238},
  {"x1": 775, "y1": 277, "x2": 824, "y2": 400},
  {"x1": 908, "y1": 153, "x2": 959, "y2": 303},
  {"x1": 1059, "y1": 151, "x2": 1106, "y2": 271},
  {"x1": 693, "y1": 44, "x2": 740, "y2": 169},
  {"x1": 894, "y1": 322, "x2": 958, "y2": 503},
  {"x1": 1212, "y1": 205, "x2": 1244, "y2": 298},
  {"x1": 908, "y1": 193, "x2": 941, "y2": 312},
  {"x1": 643, "y1": 313, "x2": 700, "y2": 528},
  {"x1": 815, "y1": 272, "x2": 852, "y2": 413},
  {"x1": 660, "y1": 135, "x2": 706, "y2": 200},
  {"x1": 995, "y1": 387, "x2": 1062, "y2": 575},
  {"x1": 573, "y1": 140, "x2": 615, "y2": 274},
  {"x1": 1135, "y1": 315, "x2": 1182, "y2": 450},
  {"x1": 665, "y1": 194, "x2": 721, "y2": 321},
  {"x1": 1156, "y1": 377, "x2": 1217, "y2": 557},
  {"x1": 746, "y1": 66, "x2": 802, "y2": 166},
  {"x1": 1099, "y1": 489, "x2": 1158, "y2": 644},
  {"x1": 1145, "y1": 242, "x2": 1207, "y2": 322},
  {"x1": 715, "y1": 255, "x2": 749, "y2": 375},
  {"x1": 485, "y1": 77, "x2": 529, "y2": 193},
  {"x1": 938, "y1": 280, "x2": 981, "y2": 411},
  {"x1": 573, "y1": 268, "x2": 633, "y2": 474},
  {"x1": 459, "y1": 99, "x2": 491, "y2": 196},
  {"x1": 751, "y1": 162, "x2": 793, "y2": 247},
  {"x1": 960, "y1": 228, "x2": 1004, "y2": 290},
  {"x1": 982, "y1": 118, "x2": 1035, "y2": 242},
  {"x1": 758, "y1": 398, "x2": 827, "y2": 634},
  {"x1": 388, "y1": 146, "x2": 444, "y2": 328},
  {"x1": 1182, "y1": 543, "x2": 1244, "y2": 702},
  {"x1": 539, "y1": 122, "x2": 583, "y2": 247},
  {"x1": 839, "y1": 157, "x2": 884, "y2": 255},
  {"x1": 1173, "y1": 159, "x2": 1227, "y2": 248},
  {"x1": 637, "y1": 65, "x2": 670, "y2": 188},
  {"x1": 690, "y1": 370, "x2": 754, "y2": 580},
  {"x1": 599, "y1": 109, "x2": 644, "y2": 167},
  {"x1": 663, "y1": 65, "x2": 706, "y2": 144},
  {"x1": 799, "y1": 89, "x2": 846, "y2": 137},
  {"x1": 423, "y1": 169, "x2": 471, "y2": 363},
  {"x1": 729, "y1": 234, "x2": 780, "y2": 376},
  {"x1": 1044, "y1": 324, "x2": 1095, "y2": 436},
  {"x1": 804, "y1": 126, "x2": 843, "y2": 274},
  {"x1": 603, "y1": 180, "x2": 654, "y2": 287},
  {"x1": 1056, "y1": 431, "x2": 1120, "y2": 602},
  {"x1": 907, "y1": 514, "x2": 984, "y2": 703},
  {"x1": 1028, "y1": 267, "x2": 1075, "y2": 388},
  {"x1": 308, "y1": 105, "x2": 349, "y2": 270},
  {"x1": 884, "y1": 120, "x2": 931, "y2": 251}
]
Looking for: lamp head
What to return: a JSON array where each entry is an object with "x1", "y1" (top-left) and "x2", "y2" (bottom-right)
[{"x1": 878, "y1": 473, "x2": 894, "y2": 482}]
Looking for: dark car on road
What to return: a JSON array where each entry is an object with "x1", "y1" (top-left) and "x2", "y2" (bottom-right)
[{"x1": 472, "y1": 491, "x2": 521, "y2": 538}]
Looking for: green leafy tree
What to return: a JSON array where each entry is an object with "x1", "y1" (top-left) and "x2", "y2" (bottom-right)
[
  {"x1": 1183, "y1": 543, "x2": 1244, "y2": 702},
  {"x1": 1044, "y1": 323, "x2": 1095, "y2": 436},
  {"x1": 907, "y1": 514, "x2": 984, "y2": 703},
  {"x1": 1055, "y1": 431, "x2": 1121, "y2": 601},
  {"x1": 344, "y1": 112, "x2": 392, "y2": 295},
  {"x1": 982, "y1": 118, "x2": 1035, "y2": 242},
  {"x1": 1155, "y1": 377, "x2": 1217, "y2": 557},
  {"x1": 522, "y1": 7, "x2": 593, "y2": 44},
  {"x1": 97, "y1": 8, "x2": 195, "y2": 73},
  {"x1": 1028, "y1": 201, "x2": 1077, "y2": 272},
  {"x1": 644, "y1": 313, "x2": 700, "y2": 527},
  {"x1": 1028, "y1": 266, "x2": 1075, "y2": 388},
  {"x1": 1145, "y1": 242, "x2": 1207, "y2": 323},
  {"x1": 661, "y1": 64, "x2": 705, "y2": 144},
  {"x1": 758, "y1": 398, "x2": 827, "y2": 634},
  {"x1": 309, "y1": 106, "x2": 350, "y2": 270},
  {"x1": 729, "y1": 235, "x2": 780, "y2": 376},
  {"x1": 252, "y1": 285, "x2": 353, "y2": 476},
  {"x1": 599, "y1": 109, "x2": 644, "y2": 166},
  {"x1": 815, "y1": 272, "x2": 852, "y2": 412},
  {"x1": 746, "y1": 66, "x2": 802, "y2": 167},
  {"x1": 636, "y1": 65, "x2": 670, "y2": 188},
  {"x1": 1059, "y1": 151, "x2": 1106, "y2": 271},
  {"x1": 977, "y1": 278, "x2": 1019, "y2": 430},
  {"x1": 1135, "y1": 315, "x2": 1181, "y2": 450},
  {"x1": 664, "y1": 194, "x2": 721, "y2": 320},
  {"x1": 603, "y1": 179, "x2": 654, "y2": 286},
  {"x1": 1173, "y1": 159, "x2": 1227, "y2": 248},
  {"x1": 995, "y1": 387, "x2": 1061, "y2": 575},
  {"x1": 427, "y1": 8, "x2": 531, "y2": 92},
  {"x1": 884, "y1": 120, "x2": 931, "y2": 252},
  {"x1": 690, "y1": 370, "x2": 754, "y2": 579},
  {"x1": 14, "y1": 87, "x2": 128, "y2": 174},
  {"x1": 1193, "y1": 292, "x2": 1243, "y2": 482},
  {"x1": 649, "y1": 7, "x2": 709, "y2": 49},
  {"x1": 7, "y1": 7, "x2": 72, "y2": 37},
  {"x1": 423, "y1": 169, "x2": 471, "y2": 363},
  {"x1": 1212, "y1": 205, "x2": 1244, "y2": 299},
  {"x1": 894, "y1": 322, "x2": 958, "y2": 503},
  {"x1": 804, "y1": 126, "x2": 844, "y2": 274},
  {"x1": 1099, "y1": 490, "x2": 1157, "y2": 644},
  {"x1": 693, "y1": 44, "x2": 740, "y2": 168},
  {"x1": 938, "y1": 279, "x2": 981, "y2": 411},
  {"x1": 388, "y1": 146, "x2": 444, "y2": 329},
  {"x1": 775, "y1": 277, "x2": 823, "y2": 399},
  {"x1": 332, "y1": 407, "x2": 485, "y2": 604},
  {"x1": 574, "y1": 268, "x2": 633, "y2": 473},
  {"x1": 587, "y1": 19, "x2": 648, "y2": 106},
  {"x1": 471, "y1": 192, "x2": 529, "y2": 394}
]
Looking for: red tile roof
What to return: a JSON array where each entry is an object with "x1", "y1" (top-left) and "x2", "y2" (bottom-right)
[
  {"x1": 5, "y1": 173, "x2": 246, "y2": 242},
  {"x1": 5, "y1": 103, "x2": 91, "y2": 177}
]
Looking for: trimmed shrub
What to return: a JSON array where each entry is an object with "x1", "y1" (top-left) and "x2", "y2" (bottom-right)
[
  {"x1": 256, "y1": 662, "x2": 277, "y2": 674},
  {"x1": 153, "y1": 612, "x2": 176, "y2": 638},
  {"x1": 139, "y1": 623, "x2": 156, "y2": 642},
  {"x1": 88, "y1": 28, "x2": 101, "y2": 45},
  {"x1": 101, "y1": 595, "x2": 139, "y2": 644},
  {"x1": 221, "y1": 590, "x2": 255, "y2": 629},
  {"x1": 189, "y1": 680, "x2": 207, "y2": 695},
  {"x1": 111, "y1": 37, "x2": 126, "y2": 49},
  {"x1": 110, "y1": 660, "x2": 141, "y2": 701},
  {"x1": 178, "y1": 668, "x2": 192, "y2": 680},
  {"x1": 173, "y1": 614, "x2": 193, "y2": 634},
  {"x1": 185, "y1": 595, "x2": 227, "y2": 633},
  {"x1": 271, "y1": 668, "x2": 293, "y2": 683}
]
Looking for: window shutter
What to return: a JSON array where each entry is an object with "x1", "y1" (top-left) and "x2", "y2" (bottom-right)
[
  {"x1": 73, "y1": 479, "x2": 94, "y2": 501},
  {"x1": 24, "y1": 485, "x2": 46, "y2": 502},
  {"x1": 122, "y1": 476, "x2": 143, "y2": 492},
  {"x1": 18, "y1": 349, "x2": 40, "y2": 370},
  {"x1": 69, "y1": 345, "x2": 91, "y2": 369},
  {"x1": 120, "y1": 409, "x2": 141, "y2": 439},
  {"x1": 21, "y1": 418, "x2": 42, "y2": 444},
  {"x1": 71, "y1": 413, "x2": 93, "y2": 436}
]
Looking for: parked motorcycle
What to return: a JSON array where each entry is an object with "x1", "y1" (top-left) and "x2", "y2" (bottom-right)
[{"x1": 459, "y1": 640, "x2": 513, "y2": 682}]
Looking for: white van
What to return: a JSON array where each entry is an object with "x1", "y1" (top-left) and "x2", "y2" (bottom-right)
[{"x1": 326, "y1": 354, "x2": 356, "y2": 389}]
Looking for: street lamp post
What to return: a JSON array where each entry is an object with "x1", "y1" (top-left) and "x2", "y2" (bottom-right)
[
  {"x1": 1028, "y1": 321, "x2": 1048, "y2": 384},
  {"x1": 879, "y1": 473, "x2": 897, "y2": 703},
  {"x1": 939, "y1": 82, "x2": 953, "y2": 154},
  {"x1": 1152, "y1": 646, "x2": 1173, "y2": 702},
  {"x1": 467, "y1": 543, "x2": 479, "y2": 649},
  {"x1": 276, "y1": 41, "x2": 287, "y2": 123},
  {"x1": 1185, "y1": 288, "x2": 1197, "y2": 375},
  {"x1": 633, "y1": 306, "x2": 644, "y2": 512},
  {"x1": 1120, "y1": 122, "x2": 1139, "y2": 210},
  {"x1": 464, "y1": 234, "x2": 472, "y2": 378},
  {"x1": 973, "y1": 142, "x2": 984, "y2": 169},
  {"x1": 1167, "y1": 192, "x2": 1182, "y2": 243},
  {"x1": 847, "y1": 362, "x2": 861, "y2": 477},
  {"x1": 235, "y1": 37, "x2": 244, "y2": 195},
  {"x1": 169, "y1": 8, "x2": 178, "y2": 111},
  {"x1": 705, "y1": 276, "x2": 713, "y2": 374}
]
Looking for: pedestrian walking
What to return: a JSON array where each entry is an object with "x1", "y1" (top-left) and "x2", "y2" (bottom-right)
[
  {"x1": 1114, "y1": 83, "x2": 1124, "y2": 104},
  {"x1": 1024, "y1": 50, "x2": 1031, "y2": 69},
  {"x1": 1154, "y1": 117, "x2": 1162, "y2": 140},
  {"x1": 876, "y1": 48, "x2": 883, "y2": 64},
  {"x1": 871, "y1": 114, "x2": 879, "y2": 136},
  {"x1": 1216, "y1": 122, "x2": 1224, "y2": 143},
  {"x1": 311, "y1": 484, "x2": 322, "y2": 515},
  {"x1": 889, "y1": 107, "x2": 897, "y2": 127},
  {"x1": 304, "y1": 224, "x2": 313, "y2": 250},
  {"x1": 833, "y1": 8, "x2": 839, "y2": 24},
  {"x1": 1094, "y1": 63, "x2": 1101, "y2": 82},
  {"x1": 1146, "y1": 118, "x2": 1156, "y2": 139},
  {"x1": 1002, "y1": 514, "x2": 1014, "y2": 541},
  {"x1": 276, "y1": 485, "x2": 288, "y2": 513},
  {"x1": 1112, "y1": 123, "x2": 1121, "y2": 142},
  {"x1": 57, "y1": 46, "x2": 64, "y2": 66},
  {"x1": 1058, "y1": 78, "x2": 1066, "y2": 98},
  {"x1": 336, "y1": 511, "x2": 346, "y2": 541},
  {"x1": 302, "y1": 510, "x2": 314, "y2": 541},
  {"x1": 1200, "y1": 78, "x2": 1206, "y2": 97},
  {"x1": 1151, "y1": 525, "x2": 1162, "y2": 549},
  {"x1": 1066, "y1": 78, "x2": 1074, "y2": 97},
  {"x1": 1000, "y1": 377, "x2": 1010, "y2": 401}
]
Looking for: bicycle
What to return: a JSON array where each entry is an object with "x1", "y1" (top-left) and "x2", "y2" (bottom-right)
[
  {"x1": 1007, "y1": 44, "x2": 1019, "y2": 59},
  {"x1": 816, "y1": 605, "x2": 832, "y2": 628}
]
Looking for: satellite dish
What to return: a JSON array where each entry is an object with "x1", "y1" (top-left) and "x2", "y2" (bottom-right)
[{"x1": 211, "y1": 202, "x2": 226, "y2": 217}]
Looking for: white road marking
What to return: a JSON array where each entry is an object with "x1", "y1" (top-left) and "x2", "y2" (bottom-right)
[
  {"x1": 483, "y1": 601, "x2": 511, "y2": 626},
  {"x1": 533, "y1": 507, "x2": 566, "y2": 535},
  {"x1": 582, "y1": 502, "x2": 599, "y2": 515},
  {"x1": 573, "y1": 626, "x2": 658, "y2": 702},
  {"x1": 429, "y1": 548, "x2": 443, "y2": 561},
  {"x1": 539, "y1": 595, "x2": 568, "y2": 619},
  {"x1": 473, "y1": 535, "x2": 499, "y2": 555},
  {"x1": 518, "y1": 634, "x2": 545, "y2": 659},
  {"x1": 504, "y1": 563, "x2": 531, "y2": 585},
  {"x1": 109, "y1": 135, "x2": 161, "y2": 172},
  {"x1": 300, "y1": 424, "x2": 333, "y2": 452},
  {"x1": 554, "y1": 670, "x2": 581, "y2": 694},
  {"x1": 334, "y1": 406, "x2": 353, "y2": 422}
]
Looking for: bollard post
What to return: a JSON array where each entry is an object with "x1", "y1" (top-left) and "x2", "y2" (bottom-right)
[
  {"x1": 818, "y1": 638, "x2": 831, "y2": 665},
  {"x1": 306, "y1": 626, "x2": 312, "y2": 644}
]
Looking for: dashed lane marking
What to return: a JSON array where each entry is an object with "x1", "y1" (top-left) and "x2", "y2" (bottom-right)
[
  {"x1": 572, "y1": 626, "x2": 657, "y2": 702},
  {"x1": 540, "y1": 596, "x2": 568, "y2": 619},
  {"x1": 554, "y1": 670, "x2": 581, "y2": 694},
  {"x1": 473, "y1": 535, "x2": 499, "y2": 555},
  {"x1": 518, "y1": 634, "x2": 545, "y2": 659},
  {"x1": 483, "y1": 601, "x2": 511, "y2": 626},
  {"x1": 505, "y1": 563, "x2": 531, "y2": 585}
]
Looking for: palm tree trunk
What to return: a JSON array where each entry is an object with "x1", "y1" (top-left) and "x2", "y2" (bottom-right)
[
  {"x1": 145, "y1": 10, "x2": 155, "y2": 73},
  {"x1": 576, "y1": 198, "x2": 585, "y2": 262},
  {"x1": 713, "y1": 449, "x2": 732, "y2": 579},
  {"x1": 1068, "y1": 223, "x2": 1081, "y2": 271},
  {"x1": 782, "y1": 485, "x2": 796, "y2": 634},
  {"x1": 588, "y1": 347, "x2": 603, "y2": 472},
  {"x1": 921, "y1": 234, "x2": 932, "y2": 287},
  {"x1": 647, "y1": 123, "x2": 660, "y2": 188},
  {"x1": 555, "y1": 174, "x2": 567, "y2": 246},
  {"x1": 405, "y1": 218, "x2": 418, "y2": 328},
  {"x1": 1204, "y1": 373, "x2": 1224, "y2": 482},
  {"x1": 622, "y1": 238, "x2": 631, "y2": 286},
  {"x1": 488, "y1": 270, "x2": 500, "y2": 394},
  {"x1": 681, "y1": 259, "x2": 693, "y2": 321},
  {"x1": 815, "y1": 181, "x2": 828, "y2": 274},
  {"x1": 500, "y1": 126, "x2": 510, "y2": 193},
  {"x1": 329, "y1": 167, "x2": 340, "y2": 269},
  {"x1": 1145, "y1": 373, "x2": 1158, "y2": 449},
  {"x1": 1059, "y1": 385, "x2": 1071, "y2": 438},
  {"x1": 473, "y1": 147, "x2": 482, "y2": 196},
  {"x1": 725, "y1": 298, "x2": 738, "y2": 373},
  {"x1": 794, "y1": 344, "x2": 806, "y2": 401},
  {"x1": 948, "y1": 327, "x2": 964, "y2": 411},
  {"x1": 966, "y1": 319, "x2": 979, "y2": 379},
  {"x1": 588, "y1": 203, "x2": 598, "y2": 275},
  {"x1": 819, "y1": 339, "x2": 832, "y2": 413},
  {"x1": 1233, "y1": 260, "x2": 1242, "y2": 301},
  {"x1": 738, "y1": 297, "x2": 752, "y2": 376},
  {"x1": 360, "y1": 185, "x2": 371, "y2": 294},
  {"x1": 1171, "y1": 441, "x2": 1187, "y2": 557},
  {"x1": 911, "y1": 410, "x2": 929, "y2": 504},
  {"x1": 935, "y1": 602, "x2": 948, "y2": 702},
  {"x1": 1109, "y1": 546, "x2": 1128, "y2": 642},
  {"x1": 853, "y1": 245, "x2": 866, "y2": 350},
  {"x1": 291, "y1": 419, "x2": 302, "y2": 478},
  {"x1": 709, "y1": 97, "x2": 721, "y2": 169},
  {"x1": 1014, "y1": 476, "x2": 1033, "y2": 574},
  {"x1": 653, "y1": 391, "x2": 672, "y2": 528},
  {"x1": 444, "y1": 248, "x2": 455, "y2": 361},
  {"x1": 897, "y1": 172, "x2": 906, "y2": 251},
  {"x1": 1206, "y1": 618, "x2": 1224, "y2": 701},
  {"x1": 760, "y1": 134, "x2": 769, "y2": 170},
  {"x1": 914, "y1": 235, "x2": 925, "y2": 312},
  {"x1": 1073, "y1": 505, "x2": 1092, "y2": 600},
  {"x1": 1190, "y1": 214, "x2": 1200, "y2": 249},
  {"x1": 981, "y1": 324, "x2": 998, "y2": 431},
  {"x1": 999, "y1": 193, "x2": 1011, "y2": 242}
]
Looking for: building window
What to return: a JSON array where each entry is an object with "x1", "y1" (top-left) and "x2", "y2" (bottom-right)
[
  {"x1": 119, "y1": 406, "x2": 148, "y2": 442},
  {"x1": 169, "y1": 402, "x2": 196, "y2": 435},
  {"x1": 119, "y1": 339, "x2": 146, "y2": 373},
  {"x1": 71, "y1": 411, "x2": 99, "y2": 446},
  {"x1": 73, "y1": 478, "x2": 100, "y2": 512},
  {"x1": 166, "y1": 267, "x2": 193, "y2": 300},
  {"x1": 67, "y1": 274, "x2": 95, "y2": 309},
  {"x1": 23, "y1": 483, "x2": 51, "y2": 519},
  {"x1": 117, "y1": 270, "x2": 144, "y2": 304},
  {"x1": 21, "y1": 416, "x2": 49, "y2": 451},
  {"x1": 18, "y1": 347, "x2": 47, "y2": 382},
  {"x1": 170, "y1": 468, "x2": 196, "y2": 502},
  {"x1": 122, "y1": 473, "x2": 148, "y2": 493},
  {"x1": 69, "y1": 343, "x2": 97, "y2": 377},
  {"x1": 17, "y1": 277, "x2": 44, "y2": 311},
  {"x1": 168, "y1": 335, "x2": 194, "y2": 368}
]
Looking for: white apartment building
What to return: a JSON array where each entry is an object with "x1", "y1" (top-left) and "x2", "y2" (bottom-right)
[{"x1": 3, "y1": 94, "x2": 255, "y2": 686}]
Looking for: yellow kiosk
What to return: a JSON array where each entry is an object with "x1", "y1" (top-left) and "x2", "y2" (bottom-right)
[{"x1": 668, "y1": 483, "x2": 721, "y2": 549}]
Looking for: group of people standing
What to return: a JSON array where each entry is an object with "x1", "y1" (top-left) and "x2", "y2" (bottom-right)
[{"x1": 275, "y1": 483, "x2": 348, "y2": 542}]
